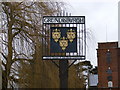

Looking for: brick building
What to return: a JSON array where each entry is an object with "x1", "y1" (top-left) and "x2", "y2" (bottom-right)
[{"x1": 97, "y1": 42, "x2": 120, "y2": 88}]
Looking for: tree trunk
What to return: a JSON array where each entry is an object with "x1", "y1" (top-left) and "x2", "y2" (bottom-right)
[{"x1": 2, "y1": 5, "x2": 13, "y2": 87}]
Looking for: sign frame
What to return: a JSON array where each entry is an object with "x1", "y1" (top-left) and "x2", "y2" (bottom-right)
[
  {"x1": 42, "y1": 56, "x2": 85, "y2": 60},
  {"x1": 42, "y1": 15, "x2": 86, "y2": 60},
  {"x1": 43, "y1": 16, "x2": 85, "y2": 24}
]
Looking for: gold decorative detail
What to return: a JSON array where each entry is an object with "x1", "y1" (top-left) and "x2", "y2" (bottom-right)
[
  {"x1": 59, "y1": 37, "x2": 68, "y2": 50},
  {"x1": 52, "y1": 29, "x2": 61, "y2": 42},
  {"x1": 67, "y1": 29, "x2": 76, "y2": 42}
]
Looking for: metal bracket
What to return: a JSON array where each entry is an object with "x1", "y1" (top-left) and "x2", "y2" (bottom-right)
[
  {"x1": 51, "y1": 60, "x2": 59, "y2": 68},
  {"x1": 50, "y1": 59, "x2": 78, "y2": 69}
]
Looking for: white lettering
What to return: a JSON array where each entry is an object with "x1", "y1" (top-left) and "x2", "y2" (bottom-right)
[{"x1": 43, "y1": 16, "x2": 85, "y2": 24}]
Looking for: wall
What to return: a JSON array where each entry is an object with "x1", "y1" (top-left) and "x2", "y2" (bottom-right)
[{"x1": 97, "y1": 42, "x2": 119, "y2": 88}]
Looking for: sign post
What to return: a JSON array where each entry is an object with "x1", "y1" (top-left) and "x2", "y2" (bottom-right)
[
  {"x1": 59, "y1": 60, "x2": 68, "y2": 88},
  {"x1": 42, "y1": 13, "x2": 86, "y2": 88}
]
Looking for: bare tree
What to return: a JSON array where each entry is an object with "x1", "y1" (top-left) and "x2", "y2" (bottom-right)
[
  {"x1": 1, "y1": 1, "x2": 87, "y2": 88},
  {"x1": 1, "y1": 1, "x2": 64, "y2": 88}
]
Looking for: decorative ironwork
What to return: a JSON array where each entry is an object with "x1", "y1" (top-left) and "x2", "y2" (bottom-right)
[
  {"x1": 42, "y1": 12, "x2": 86, "y2": 89},
  {"x1": 42, "y1": 11, "x2": 86, "y2": 60}
]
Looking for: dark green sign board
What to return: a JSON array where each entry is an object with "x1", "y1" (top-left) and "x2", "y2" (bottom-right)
[{"x1": 50, "y1": 27, "x2": 77, "y2": 53}]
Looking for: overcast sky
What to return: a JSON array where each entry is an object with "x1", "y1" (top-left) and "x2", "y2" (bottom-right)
[
  {"x1": 1, "y1": 0, "x2": 119, "y2": 67},
  {"x1": 64, "y1": 0, "x2": 119, "y2": 66}
]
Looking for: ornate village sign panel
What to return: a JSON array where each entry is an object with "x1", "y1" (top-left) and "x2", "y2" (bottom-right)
[
  {"x1": 42, "y1": 15, "x2": 86, "y2": 60},
  {"x1": 42, "y1": 14, "x2": 86, "y2": 89}
]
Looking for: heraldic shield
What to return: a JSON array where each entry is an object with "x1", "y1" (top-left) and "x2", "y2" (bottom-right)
[{"x1": 50, "y1": 27, "x2": 77, "y2": 53}]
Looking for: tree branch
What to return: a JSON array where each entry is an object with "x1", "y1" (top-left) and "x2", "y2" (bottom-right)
[
  {"x1": 12, "y1": 58, "x2": 33, "y2": 63},
  {"x1": 1, "y1": 52, "x2": 7, "y2": 60},
  {"x1": 2, "y1": 61, "x2": 6, "y2": 69},
  {"x1": 12, "y1": 30, "x2": 21, "y2": 39}
]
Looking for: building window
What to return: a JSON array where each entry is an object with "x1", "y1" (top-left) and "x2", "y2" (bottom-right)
[
  {"x1": 106, "y1": 67, "x2": 112, "y2": 74},
  {"x1": 107, "y1": 76, "x2": 112, "y2": 81},
  {"x1": 106, "y1": 49, "x2": 111, "y2": 63},
  {"x1": 108, "y1": 81, "x2": 113, "y2": 88}
]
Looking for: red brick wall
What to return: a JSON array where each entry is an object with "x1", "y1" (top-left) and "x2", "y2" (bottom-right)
[
  {"x1": 118, "y1": 48, "x2": 120, "y2": 87},
  {"x1": 97, "y1": 42, "x2": 119, "y2": 88}
]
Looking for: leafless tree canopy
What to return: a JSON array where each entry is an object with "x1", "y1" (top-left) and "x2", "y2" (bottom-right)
[{"x1": 1, "y1": 1, "x2": 86, "y2": 88}]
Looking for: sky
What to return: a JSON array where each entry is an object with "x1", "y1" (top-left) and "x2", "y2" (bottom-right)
[{"x1": 63, "y1": 0, "x2": 119, "y2": 66}]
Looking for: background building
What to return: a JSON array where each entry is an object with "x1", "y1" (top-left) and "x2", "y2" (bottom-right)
[
  {"x1": 97, "y1": 42, "x2": 120, "y2": 88},
  {"x1": 88, "y1": 66, "x2": 98, "y2": 88}
]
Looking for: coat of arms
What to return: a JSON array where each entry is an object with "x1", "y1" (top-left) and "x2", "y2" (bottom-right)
[{"x1": 51, "y1": 27, "x2": 77, "y2": 53}]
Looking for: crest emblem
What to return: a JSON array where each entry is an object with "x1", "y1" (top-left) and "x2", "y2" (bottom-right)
[
  {"x1": 59, "y1": 37, "x2": 68, "y2": 50},
  {"x1": 50, "y1": 27, "x2": 77, "y2": 53},
  {"x1": 67, "y1": 29, "x2": 76, "y2": 42},
  {"x1": 52, "y1": 29, "x2": 61, "y2": 42}
]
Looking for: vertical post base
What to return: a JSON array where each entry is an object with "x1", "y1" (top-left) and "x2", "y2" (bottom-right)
[{"x1": 59, "y1": 60, "x2": 68, "y2": 88}]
